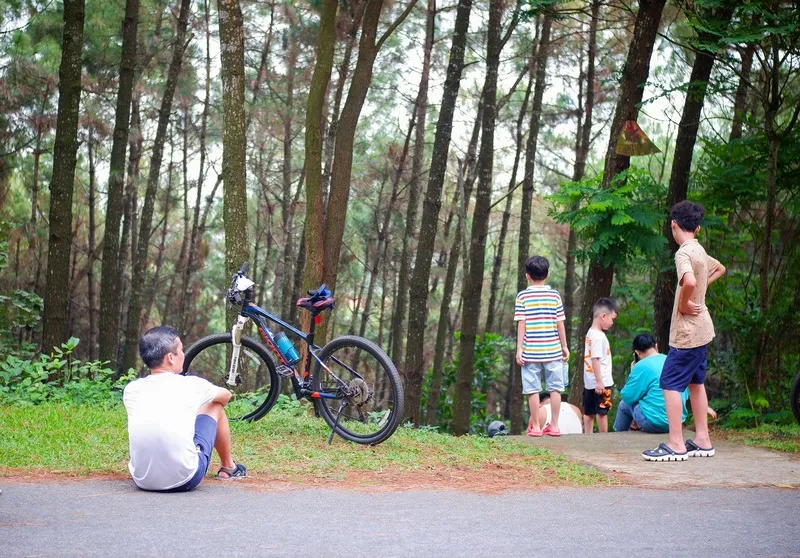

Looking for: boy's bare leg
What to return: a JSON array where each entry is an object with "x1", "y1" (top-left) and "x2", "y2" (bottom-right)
[
  {"x1": 549, "y1": 392, "x2": 561, "y2": 433},
  {"x1": 663, "y1": 389, "x2": 687, "y2": 453},
  {"x1": 198, "y1": 402, "x2": 236, "y2": 471},
  {"x1": 584, "y1": 414, "x2": 594, "y2": 434},
  {"x1": 689, "y1": 383, "x2": 712, "y2": 448},
  {"x1": 597, "y1": 414, "x2": 608, "y2": 433},
  {"x1": 528, "y1": 393, "x2": 541, "y2": 431}
]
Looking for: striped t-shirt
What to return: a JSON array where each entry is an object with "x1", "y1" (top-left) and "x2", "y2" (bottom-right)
[{"x1": 514, "y1": 285, "x2": 566, "y2": 362}]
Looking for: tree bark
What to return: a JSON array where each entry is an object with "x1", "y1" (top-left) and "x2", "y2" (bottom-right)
[
  {"x1": 301, "y1": 0, "x2": 338, "y2": 340},
  {"x1": 391, "y1": 0, "x2": 435, "y2": 374},
  {"x1": 730, "y1": 43, "x2": 754, "y2": 141},
  {"x1": 279, "y1": 16, "x2": 298, "y2": 320},
  {"x1": 571, "y1": 0, "x2": 666, "y2": 404},
  {"x1": 42, "y1": 0, "x2": 85, "y2": 353},
  {"x1": 142, "y1": 149, "x2": 174, "y2": 329},
  {"x1": 564, "y1": 0, "x2": 598, "y2": 348},
  {"x1": 218, "y1": 0, "x2": 250, "y2": 329},
  {"x1": 404, "y1": 0, "x2": 473, "y2": 426},
  {"x1": 98, "y1": 0, "x2": 140, "y2": 366},
  {"x1": 511, "y1": 11, "x2": 553, "y2": 433},
  {"x1": 122, "y1": 0, "x2": 191, "y2": 373},
  {"x1": 653, "y1": 5, "x2": 732, "y2": 352},
  {"x1": 452, "y1": 0, "x2": 502, "y2": 436},
  {"x1": 87, "y1": 128, "x2": 98, "y2": 361}
]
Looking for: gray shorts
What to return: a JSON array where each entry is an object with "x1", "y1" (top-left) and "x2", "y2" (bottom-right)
[{"x1": 522, "y1": 361, "x2": 567, "y2": 394}]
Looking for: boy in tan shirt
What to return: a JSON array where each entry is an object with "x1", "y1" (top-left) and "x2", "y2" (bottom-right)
[{"x1": 643, "y1": 201, "x2": 726, "y2": 462}]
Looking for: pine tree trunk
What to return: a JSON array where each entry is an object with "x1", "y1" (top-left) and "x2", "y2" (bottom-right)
[
  {"x1": 404, "y1": 0, "x2": 473, "y2": 425},
  {"x1": 98, "y1": 0, "x2": 140, "y2": 366},
  {"x1": 122, "y1": 0, "x2": 191, "y2": 373},
  {"x1": 451, "y1": 0, "x2": 502, "y2": 436},
  {"x1": 301, "y1": 0, "x2": 338, "y2": 340},
  {"x1": 142, "y1": 151, "x2": 174, "y2": 329},
  {"x1": 180, "y1": 2, "x2": 212, "y2": 337},
  {"x1": 511, "y1": 11, "x2": 553, "y2": 433},
  {"x1": 218, "y1": 0, "x2": 250, "y2": 328},
  {"x1": 391, "y1": 0, "x2": 435, "y2": 374},
  {"x1": 42, "y1": 0, "x2": 85, "y2": 353},
  {"x1": 653, "y1": 5, "x2": 732, "y2": 352},
  {"x1": 564, "y1": 0, "x2": 598, "y2": 349},
  {"x1": 280, "y1": 20, "x2": 298, "y2": 320},
  {"x1": 571, "y1": 0, "x2": 666, "y2": 405},
  {"x1": 87, "y1": 128, "x2": 98, "y2": 361}
]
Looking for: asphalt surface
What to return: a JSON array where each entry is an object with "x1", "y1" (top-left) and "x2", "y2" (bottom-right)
[{"x1": 2, "y1": 480, "x2": 798, "y2": 557}]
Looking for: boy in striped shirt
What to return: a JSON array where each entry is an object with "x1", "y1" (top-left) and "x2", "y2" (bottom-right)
[{"x1": 514, "y1": 256, "x2": 570, "y2": 437}]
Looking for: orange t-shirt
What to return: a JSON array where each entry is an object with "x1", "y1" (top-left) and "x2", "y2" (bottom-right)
[{"x1": 669, "y1": 239, "x2": 721, "y2": 349}]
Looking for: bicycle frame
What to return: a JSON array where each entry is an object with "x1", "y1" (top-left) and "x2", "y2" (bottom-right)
[{"x1": 226, "y1": 302, "x2": 345, "y2": 400}]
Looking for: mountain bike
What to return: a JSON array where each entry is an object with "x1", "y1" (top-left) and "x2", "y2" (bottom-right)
[
  {"x1": 182, "y1": 262, "x2": 404, "y2": 445},
  {"x1": 791, "y1": 371, "x2": 800, "y2": 425}
]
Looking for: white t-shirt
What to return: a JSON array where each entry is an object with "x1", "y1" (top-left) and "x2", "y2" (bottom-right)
[
  {"x1": 123, "y1": 373, "x2": 221, "y2": 491},
  {"x1": 543, "y1": 403, "x2": 583, "y2": 434},
  {"x1": 583, "y1": 327, "x2": 613, "y2": 389}
]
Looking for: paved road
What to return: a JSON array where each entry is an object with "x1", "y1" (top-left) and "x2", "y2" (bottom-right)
[{"x1": 2, "y1": 480, "x2": 798, "y2": 557}]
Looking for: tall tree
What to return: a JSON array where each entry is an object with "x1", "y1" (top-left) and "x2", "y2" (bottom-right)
[
  {"x1": 42, "y1": 0, "x2": 86, "y2": 352},
  {"x1": 98, "y1": 0, "x2": 140, "y2": 367},
  {"x1": 570, "y1": 0, "x2": 667, "y2": 406},
  {"x1": 218, "y1": 0, "x2": 250, "y2": 323},
  {"x1": 564, "y1": 0, "x2": 599, "y2": 349},
  {"x1": 393, "y1": 0, "x2": 435, "y2": 404},
  {"x1": 403, "y1": 0, "x2": 473, "y2": 425},
  {"x1": 511, "y1": 10, "x2": 553, "y2": 434},
  {"x1": 452, "y1": 0, "x2": 502, "y2": 436},
  {"x1": 121, "y1": 0, "x2": 192, "y2": 373},
  {"x1": 653, "y1": 3, "x2": 734, "y2": 352}
]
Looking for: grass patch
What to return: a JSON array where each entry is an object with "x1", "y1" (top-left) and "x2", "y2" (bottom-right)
[
  {"x1": 0, "y1": 403, "x2": 609, "y2": 488},
  {"x1": 712, "y1": 424, "x2": 800, "y2": 454}
]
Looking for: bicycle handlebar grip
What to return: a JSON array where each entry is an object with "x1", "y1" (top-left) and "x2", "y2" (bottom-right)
[{"x1": 239, "y1": 261, "x2": 249, "y2": 275}]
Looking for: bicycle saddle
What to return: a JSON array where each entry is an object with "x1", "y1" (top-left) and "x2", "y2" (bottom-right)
[{"x1": 297, "y1": 284, "x2": 335, "y2": 315}]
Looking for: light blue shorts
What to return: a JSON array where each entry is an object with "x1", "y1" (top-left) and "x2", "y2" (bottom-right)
[{"x1": 522, "y1": 361, "x2": 567, "y2": 394}]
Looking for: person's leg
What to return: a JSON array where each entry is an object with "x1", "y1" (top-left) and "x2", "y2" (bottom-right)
[
  {"x1": 582, "y1": 389, "x2": 595, "y2": 434},
  {"x1": 584, "y1": 414, "x2": 595, "y2": 434},
  {"x1": 613, "y1": 400, "x2": 634, "y2": 432},
  {"x1": 549, "y1": 391, "x2": 562, "y2": 434},
  {"x1": 597, "y1": 413, "x2": 608, "y2": 432},
  {"x1": 689, "y1": 383, "x2": 712, "y2": 448},
  {"x1": 198, "y1": 401, "x2": 236, "y2": 472},
  {"x1": 631, "y1": 403, "x2": 667, "y2": 434},
  {"x1": 528, "y1": 393, "x2": 541, "y2": 431},
  {"x1": 663, "y1": 389, "x2": 686, "y2": 453}
]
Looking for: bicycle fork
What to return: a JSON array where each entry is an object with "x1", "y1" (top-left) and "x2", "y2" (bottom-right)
[{"x1": 226, "y1": 314, "x2": 249, "y2": 387}]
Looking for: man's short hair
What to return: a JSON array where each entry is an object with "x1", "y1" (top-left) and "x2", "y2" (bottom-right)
[
  {"x1": 592, "y1": 297, "x2": 618, "y2": 317},
  {"x1": 632, "y1": 332, "x2": 656, "y2": 352},
  {"x1": 139, "y1": 326, "x2": 181, "y2": 368},
  {"x1": 671, "y1": 200, "x2": 704, "y2": 232},
  {"x1": 525, "y1": 256, "x2": 549, "y2": 281}
]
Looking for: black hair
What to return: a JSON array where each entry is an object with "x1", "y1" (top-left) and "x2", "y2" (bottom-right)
[
  {"x1": 671, "y1": 200, "x2": 704, "y2": 232},
  {"x1": 139, "y1": 326, "x2": 181, "y2": 368},
  {"x1": 525, "y1": 256, "x2": 549, "y2": 281},
  {"x1": 632, "y1": 333, "x2": 656, "y2": 352},
  {"x1": 592, "y1": 297, "x2": 618, "y2": 317}
]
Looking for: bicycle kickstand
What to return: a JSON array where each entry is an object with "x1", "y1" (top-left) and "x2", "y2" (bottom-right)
[{"x1": 327, "y1": 400, "x2": 349, "y2": 445}]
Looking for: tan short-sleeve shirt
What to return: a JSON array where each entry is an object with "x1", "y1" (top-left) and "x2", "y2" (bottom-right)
[{"x1": 669, "y1": 239, "x2": 721, "y2": 349}]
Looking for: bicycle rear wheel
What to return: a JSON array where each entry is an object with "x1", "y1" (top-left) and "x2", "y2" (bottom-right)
[
  {"x1": 183, "y1": 333, "x2": 280, "y2": 421},
  {"x1": 791, "y1": 371, "x2": 800, "y2": 425},
  {"x1": 312, "y1": 335, "x2": 404, "y2": 445}
]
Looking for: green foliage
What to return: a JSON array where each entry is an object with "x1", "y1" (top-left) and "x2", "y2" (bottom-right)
[
  {"x1": 432, "y1": 332, "x2": 515, "y2": 435},
  {"x1": 0, "y1": 338, "x2": 135, "y2": 405},
  {"x1": 548, "y1": 168, "x2": 667, "y2": 268}
]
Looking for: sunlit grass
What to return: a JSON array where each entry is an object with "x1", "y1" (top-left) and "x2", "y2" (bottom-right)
[{"x1": 713, "y1": 424, "x2": 800, "y2": 454}]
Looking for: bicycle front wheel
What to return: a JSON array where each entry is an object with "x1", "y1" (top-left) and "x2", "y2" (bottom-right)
[
  {"x1": 791, "y1": 371, "x2": 800, "y2": 425},
  {"x1": 183, "y1": 333, "x2": 280, "y2": 421},
  {"x1": 312, "y1": 335, "x2": 404, "y2": 445}
]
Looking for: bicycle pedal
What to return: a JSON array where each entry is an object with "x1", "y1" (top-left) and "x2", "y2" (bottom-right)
[{"x1": 276, "y1": 365, "x2": 294, "y2": 378}]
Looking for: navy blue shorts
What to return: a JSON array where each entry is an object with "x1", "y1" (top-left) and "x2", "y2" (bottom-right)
[
  {"x1": 167, "y1": 414, "x2": 217, "y2": 492},
  {"x1": 660, "y1": 345, "x2": 708, "y2": 392}
]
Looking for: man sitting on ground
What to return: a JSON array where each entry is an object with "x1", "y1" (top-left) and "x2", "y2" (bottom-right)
[{"x1": 123, "y1": 326, "x2": 247, "y2": 491}]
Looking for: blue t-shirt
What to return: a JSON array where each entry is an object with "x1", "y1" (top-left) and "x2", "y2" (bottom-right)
[{"x1": 620, "y1": 354, "x2": 688, "y2": 429}]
